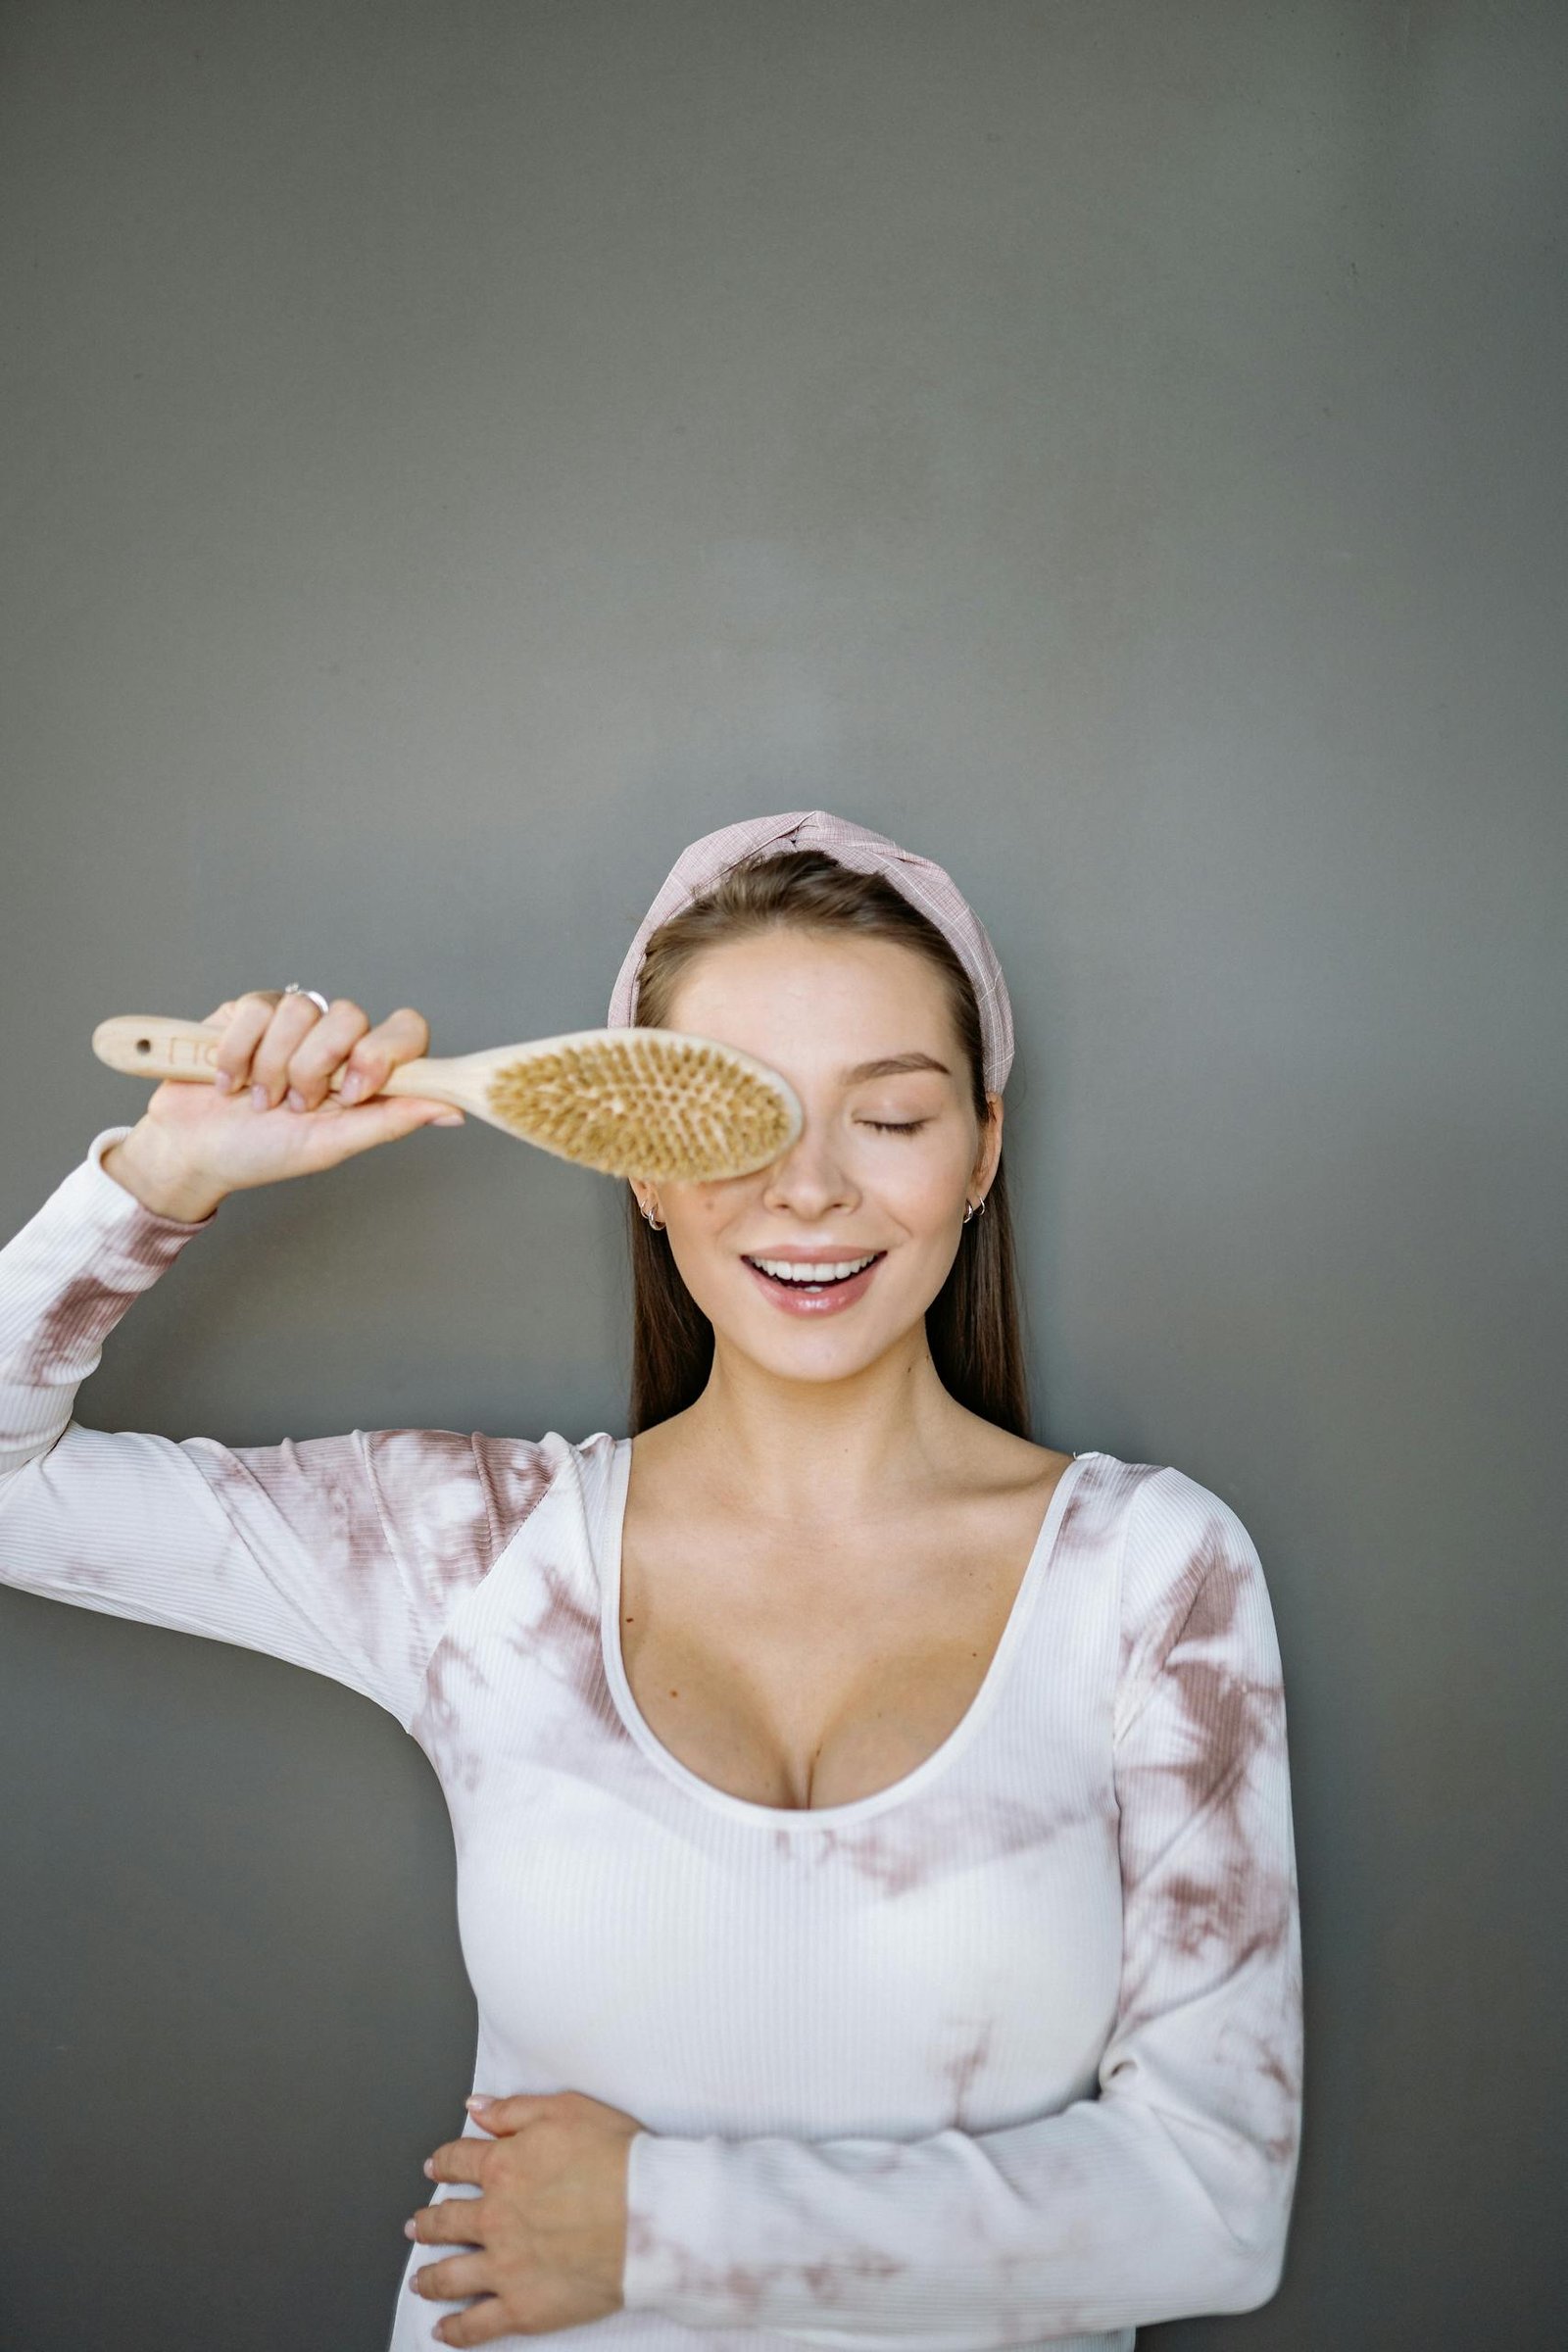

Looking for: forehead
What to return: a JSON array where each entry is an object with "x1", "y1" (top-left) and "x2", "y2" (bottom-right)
[{"x1": 662, "y1": 928, "x2": 961, "y2": 1066}]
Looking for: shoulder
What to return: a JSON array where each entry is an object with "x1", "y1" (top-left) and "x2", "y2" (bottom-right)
[
  {"x1": 1114, "y1": 1459, "x2": 1263, "y2": 1577},
  {"x1": 356, "y1": 1426, "x2": 601, "y2": 1577},
  {"x1": 1094, "y1": 1457, "x2": 1280, "y2": 1730},
  {"x1": 943, "y1": 1407, "x2": 1077, "y2": 1508}
]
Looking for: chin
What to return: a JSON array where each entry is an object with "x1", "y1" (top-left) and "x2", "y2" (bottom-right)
[
  {"x1": 744, "y1": 1333, "x2": 893, "y2": 1385},
  {"x1": 719, "y1": 1295, "x2": 921, "y2": 1386}
]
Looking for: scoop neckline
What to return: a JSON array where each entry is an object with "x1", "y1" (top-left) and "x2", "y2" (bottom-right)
[{"x1": 596, "y1": 1439, "x2": 1096, "y2": 1830}]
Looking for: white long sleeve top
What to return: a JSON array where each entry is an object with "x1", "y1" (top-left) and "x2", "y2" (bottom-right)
[{"x1": 0, "y1": 1126, "x2": 1303, "y2": 2350}]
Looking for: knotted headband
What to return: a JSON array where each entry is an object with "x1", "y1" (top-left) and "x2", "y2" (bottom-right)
[{"x1": 606, "y1": 809, "x2": 1014, "y2": 1094}]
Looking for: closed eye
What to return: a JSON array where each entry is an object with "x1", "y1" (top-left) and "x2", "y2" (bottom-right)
[{"x1": 862, "y1": 1119, "x2": 930, "y2": 1134}]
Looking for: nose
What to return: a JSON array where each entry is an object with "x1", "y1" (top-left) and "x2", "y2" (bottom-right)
[{"x1": 759, "y1": 1110, "x2": 858, "y2": 1222}]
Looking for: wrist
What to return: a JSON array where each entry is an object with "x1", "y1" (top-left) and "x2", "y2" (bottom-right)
[{"x1": 102, "y1": 1129, "x2": 225, "y2": 1223}]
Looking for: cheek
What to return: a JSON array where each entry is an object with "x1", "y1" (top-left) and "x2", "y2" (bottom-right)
[
  {"x1": 660, "y1": 1184, "x2": 757, "y2": 1295},
  {"x1": 679, "y1": 1180, "x2": 753, "y2": 1239},
  {"x1": 875, "y1": 1139, "x2": 971, "y2": 1228}
]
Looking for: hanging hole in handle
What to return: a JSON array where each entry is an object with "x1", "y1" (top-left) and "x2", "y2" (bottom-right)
[{"x1": 135, "y1": 1038, "x2": 152, "y2": 1054}]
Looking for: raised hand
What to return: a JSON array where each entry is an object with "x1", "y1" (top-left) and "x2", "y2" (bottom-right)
[{"x1": 102, "y1": 991, "x2": 464, "y2": 1218}]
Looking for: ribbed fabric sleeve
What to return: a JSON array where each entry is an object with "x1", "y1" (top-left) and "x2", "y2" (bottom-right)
[
  {"x1": 2, "y1": 1127, "x2": 1302, "y2": 2352},
  {"x1": 617, "y1": 1472, "x2": 1303, "y2": 2345},
  {"x1": 0, "y1": 1125, "x2": 556, "y2": 1732}
]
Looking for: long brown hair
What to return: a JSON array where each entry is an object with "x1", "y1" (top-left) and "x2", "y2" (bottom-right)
[{"x1": 624, "y1": 848, "x2": 1031, "y2": 1438}]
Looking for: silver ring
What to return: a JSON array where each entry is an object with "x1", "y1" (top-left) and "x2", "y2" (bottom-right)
[{"x1": 283, "y1": 985, "x2": 331, "y2": 1014}]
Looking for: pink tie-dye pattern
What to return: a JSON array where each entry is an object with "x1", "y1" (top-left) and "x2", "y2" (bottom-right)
[{"x1": 1, "y1": 1125, "x2": 1302, "y2": 2352}]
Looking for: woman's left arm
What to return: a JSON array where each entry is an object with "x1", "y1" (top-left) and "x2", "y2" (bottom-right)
[{"x1": 609, "y1": 1475, "x2": 1303, "y2": 2348}]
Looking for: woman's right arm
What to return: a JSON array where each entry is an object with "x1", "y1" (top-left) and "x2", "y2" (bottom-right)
[{"x1": 0, "y1": 995, "x2": 537, "y2": 1732}]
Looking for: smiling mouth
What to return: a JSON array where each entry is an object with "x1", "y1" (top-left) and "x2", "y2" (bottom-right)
[{"x1": 743, "y1": 1252, "x2": 886, "y2": 1292}]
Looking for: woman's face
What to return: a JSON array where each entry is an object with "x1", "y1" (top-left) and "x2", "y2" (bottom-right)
[{"x1": 643, "y1": 927, "x2": 1002, "y2": 1390}]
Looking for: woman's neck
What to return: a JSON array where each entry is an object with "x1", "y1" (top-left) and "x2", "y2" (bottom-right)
[{"x1": 664, "y1": 1333, "x2": 974, "y2": 1524}]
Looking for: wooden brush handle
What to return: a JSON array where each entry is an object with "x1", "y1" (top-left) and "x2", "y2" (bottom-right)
[{"x1": 91, "y1": 1016, "x2": 460, "y2": 1105}]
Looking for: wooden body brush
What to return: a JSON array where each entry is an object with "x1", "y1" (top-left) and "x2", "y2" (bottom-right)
[{"x1": 91, "y1": 1017, "x2": 802, "y2": 1183}]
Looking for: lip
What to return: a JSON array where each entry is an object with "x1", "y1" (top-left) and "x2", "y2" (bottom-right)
[
  {"x1": 742, "y1": 1251, "x2": 885, "y2": 1317},
  {"x1": 739, "y1": 1245, "x2": 882, "y2": 1261}
]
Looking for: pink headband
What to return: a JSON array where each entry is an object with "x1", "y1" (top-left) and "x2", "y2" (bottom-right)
[{"x1": 606, "y1": 809, "x2": 1014, "y2": 1094}]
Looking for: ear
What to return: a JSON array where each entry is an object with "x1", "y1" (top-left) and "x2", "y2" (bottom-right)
[{"x1": 970, "y1": 1092, "x2": 1004, "y2": 1203}]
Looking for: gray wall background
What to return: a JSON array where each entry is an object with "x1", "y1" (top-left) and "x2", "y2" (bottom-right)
[{"x1": 3, "y1": 3, "x2": 1564, "y2": 2346}]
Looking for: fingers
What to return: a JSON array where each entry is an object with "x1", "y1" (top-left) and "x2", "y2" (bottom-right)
[
  {"x1": 210, "y1": 991, "x2": 286, "y2": 1096},
  {"x1": 408, "y1": 2248, "x2": 490, "y2": 2303},
  {"x1": 337, "y1": 1004, "x2": 430, "y2": 1106},
  {"x1": 465, "y1": 2092, "x2": 547, "y2": 2133},
  {"x1": 249, "y1": 992, "x2": 341, "y2": 1108},
  {"x1": 335, "y1": 1092, "x2": 462, "y2": 1146},
  {"x1": 410, "y1": 2195, "x2": 490, "y2": 2247},
  {"x1": 281, "y1": 999, "x2": 372, "y2": 1108},
  {"x1": 204, "y1": 995, "x2": 452, "y2": 1122},
  {"x1": 426, "y1": 2135, "x2": 491, "y2": 2188},
  {"x1": 428, "y1": 2287, "x2": 514, "y2": 2345},
  {"x1": 409, "y1": 2201, "x2": 486, "y2": 2258}
]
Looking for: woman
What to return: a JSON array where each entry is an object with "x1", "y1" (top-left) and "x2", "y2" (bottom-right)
[{"x1": 0, "y1": 809, "x2": 1302, "y2": 2349}]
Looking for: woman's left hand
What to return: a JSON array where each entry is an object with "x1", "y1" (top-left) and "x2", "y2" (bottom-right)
[{"x1": 407, "y1": 2089, "x2": 647, "y2": 2341}]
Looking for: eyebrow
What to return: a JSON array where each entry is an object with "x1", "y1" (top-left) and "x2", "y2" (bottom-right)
[{"x1": 838, "y1": 1052, "x2": 953, "y2": 1084}]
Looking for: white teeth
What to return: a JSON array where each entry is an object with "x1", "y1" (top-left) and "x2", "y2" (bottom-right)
[{"x1": 751, "y1": 1254, "x2": 877, "y2": 1285}]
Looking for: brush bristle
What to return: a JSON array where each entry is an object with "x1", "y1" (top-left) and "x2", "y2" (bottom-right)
[{"x1": 483, "y1": 1035, "x2": 796, "y2": 1180}]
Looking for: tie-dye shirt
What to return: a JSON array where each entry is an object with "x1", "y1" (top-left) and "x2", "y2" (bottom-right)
[{"x1": 0, "y1": 1125, "x2": 1303, "y2": 2352}]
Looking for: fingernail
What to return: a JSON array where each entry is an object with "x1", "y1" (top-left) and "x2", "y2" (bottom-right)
[
  {"x1": 404, "y1": 2218, "x2": 416, "y2": 2238},
  {"x1": 422, "y1": 2158, "x2": 434, "y2": 2177},
  {"x1": 213, "y1": 1070, "x2": 232, "y2": 1095},
  {"x1": 433, "y1": 1111, "x2": 464, "y2": 1127},
  {"x1": 250, "y1": 1084, "x2": 269, "y2": 1110},
  {"x1": 286, "y1": 1088, "x2": 306, "y2": 1111},
  {"x1": 340, "y1": 1070, "x2": 365, "y2": 1102},
  {"x1": 465, "y1": 2094, "x2": 489, "y2": 2110}
]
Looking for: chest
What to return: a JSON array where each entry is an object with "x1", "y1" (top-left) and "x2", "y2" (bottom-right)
[
  {"x1": 426, "y1": 1443, "x2": 1127, "y2": 2123},
  {"x1": 438, "y1": 1444, "x2": 1123, "y2": 2122},
  {"x1": 616, "y1": 1478, "x2": 1069, "y2": 1813}
]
